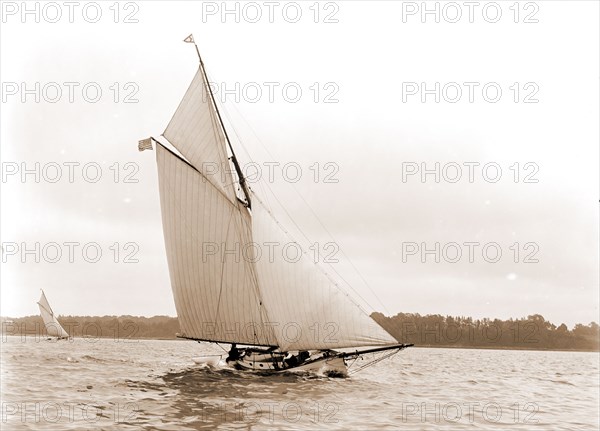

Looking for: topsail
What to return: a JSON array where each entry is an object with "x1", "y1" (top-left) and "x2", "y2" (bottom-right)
[
  {"x1": 37, "y1": 290, "x2": 69, "y2": 339},
  {"x1": 163, "y1": 69, "x2": 238, "y2": 203}
]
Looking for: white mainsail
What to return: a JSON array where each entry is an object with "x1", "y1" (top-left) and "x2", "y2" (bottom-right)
[
  {"x1": 155, "y1": 61, "x2": 398, "y2": 351},
  {"x1": 156, "y1": 144, "x2": 278, "y2": 346},
  {"x1": 37, "y1": 290, "x2": 69, "y2": 339}
]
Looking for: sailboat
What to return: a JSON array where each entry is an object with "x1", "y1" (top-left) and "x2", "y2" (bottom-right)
[
  {"x1": 37, "y1": 289, "x2": 70, "y2": 340},
  {"x1": 140, "y1": 35, "x2": 412, "y2": 375}
]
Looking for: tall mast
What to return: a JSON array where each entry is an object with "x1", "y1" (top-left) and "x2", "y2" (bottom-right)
[{"x1": 189, "y1": 36, "x2": 252, "y2": 209}]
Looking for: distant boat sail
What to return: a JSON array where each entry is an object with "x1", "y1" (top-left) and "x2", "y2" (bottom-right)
[
  {"x1": 37, "y1": 290, "x2": 69, "y2": 340},
  {"x1": 141, "y1": 36, "x2": 412, "y2": 375}
]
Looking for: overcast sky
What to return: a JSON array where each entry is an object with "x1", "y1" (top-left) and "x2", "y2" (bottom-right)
[{"x1": 1, "y1": 1, "x2": 598, "y2": 328}]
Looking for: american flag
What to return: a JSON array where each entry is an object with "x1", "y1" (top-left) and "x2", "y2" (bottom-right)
[{"x1": 138, "y1": 138, "x2": 153, "y2": 152}]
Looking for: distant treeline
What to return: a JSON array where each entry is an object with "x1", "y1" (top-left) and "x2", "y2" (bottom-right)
[
  {"x1": 1, "y1": 315, "x2": 180, "y2": 340},
  {"x1": 2, "y1": 313, "x2": 599, "y2": 351},
  {"x1": 371, "y1": 313, "x2": 600, "y2": 352}
]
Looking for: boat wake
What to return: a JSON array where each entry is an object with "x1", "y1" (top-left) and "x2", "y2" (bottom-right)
[{"x1": 190, "y1": 357, "x2": 348, "y2": 379}]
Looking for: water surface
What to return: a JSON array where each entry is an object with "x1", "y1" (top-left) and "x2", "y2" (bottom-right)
[{"x1": 1, "y1": 337, "x2": 598, "y2": 430}]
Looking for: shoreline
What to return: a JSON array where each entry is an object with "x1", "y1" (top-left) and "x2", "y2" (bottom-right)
[
  {"x1": 3, "y1": 334, "x2": 598, "y2": 353},
  {"x1": 410, "y1": 344, "x2": 600, "y2": 353}
]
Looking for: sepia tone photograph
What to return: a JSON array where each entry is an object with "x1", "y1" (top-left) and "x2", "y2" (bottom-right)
[{"x1": 1, "y1": 1, "x2": 598, "y2": 429}]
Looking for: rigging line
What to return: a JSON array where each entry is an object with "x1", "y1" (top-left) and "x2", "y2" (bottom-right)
[
  {"x1": 202, "y1": 69, "x2": 246, "y2": 203},
  {"x1": 204, "y1": 81, "x2": 241, "y2": 198},
  {"x1": 251, "y1": 191, "x2": 371, "y2": 317},
  {"x1": 236, "y1": 207, "x2": 277, "y2": 347},
  {"x1": 197, "y1": 51, "x2": 251, "y2": 208},
  {"x1": 216, "y1": 96, "x2": 390, "y2": 316},
  {"x1": 215, "y1": 342, "x2": 229, "y2": 353},
  {"x1": 215, "y1": 100, "x2": 378, "y2": 317},
  {"x1": 223, "y1": 137, "x2": 373, "y2": 317},
  {"x1": 205, "y1": 87, "x2": 336, "y2": 264},
  {"x1": 348, "y1": 349, "x2": 399, "y2": 375},
  {"x1": 212, "y1": 104, "x2": 273, "y2": 213},
  {"x1": 212, "y1": 204, "x2": 237, "y2": 335}
]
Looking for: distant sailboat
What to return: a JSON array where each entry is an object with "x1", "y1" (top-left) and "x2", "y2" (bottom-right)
[
  {"x1": 140, "y1": 35, "x2": 412, "y2": 375},
  {"x1": 37, "y1": 289, "x2": 69, "y2": 340}
]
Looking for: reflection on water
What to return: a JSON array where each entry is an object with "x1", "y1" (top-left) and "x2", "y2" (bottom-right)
[{"x1": 1, "y1": 337, "x2": 598, "y2": 430}]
